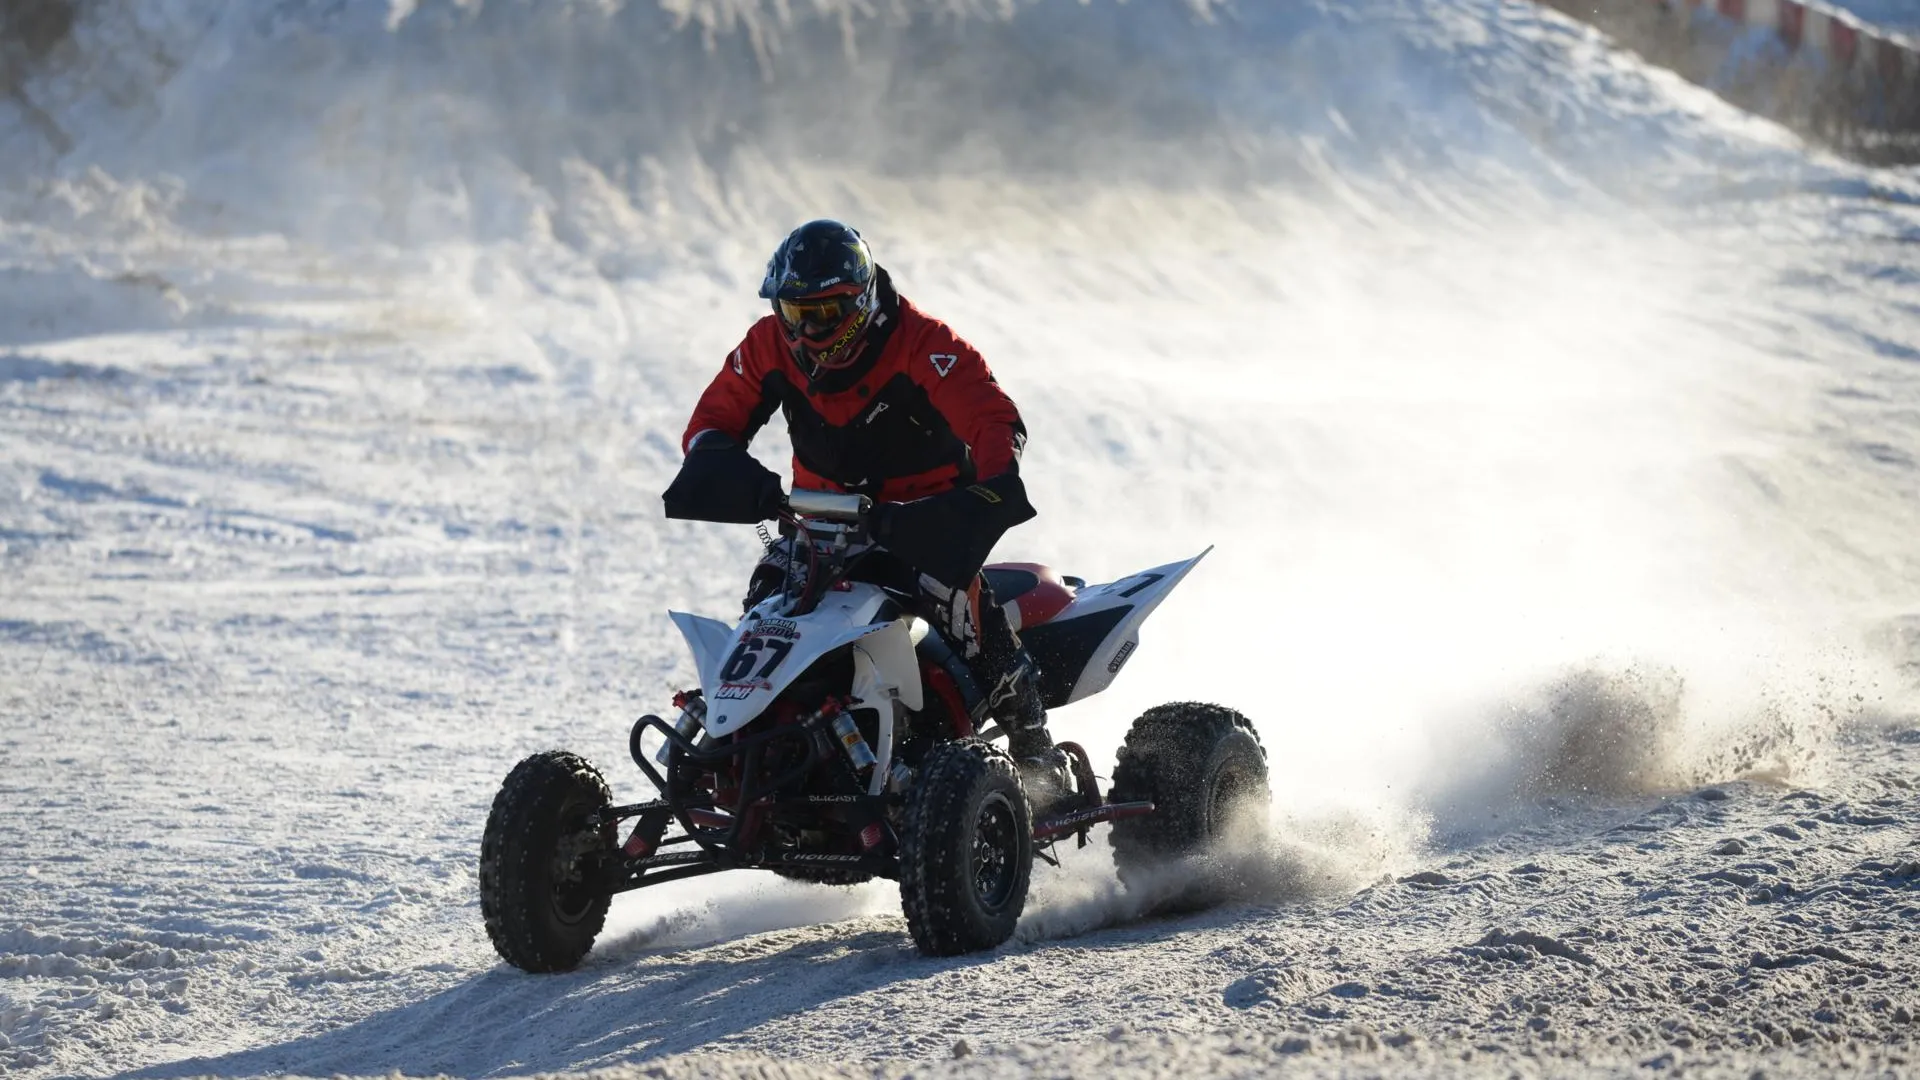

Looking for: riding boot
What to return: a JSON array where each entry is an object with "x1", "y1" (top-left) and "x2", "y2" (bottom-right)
[
  {"x1": 996, "y1": 657, "x2": 1076, "y2": 815},
  {"x1": 976, "y1": 601, "x2": 1075, "y2": 813}
]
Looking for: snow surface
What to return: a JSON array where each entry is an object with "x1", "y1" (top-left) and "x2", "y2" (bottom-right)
[{"x1": 3, "y1": 0, "x2": 1920, "y2": 1076}]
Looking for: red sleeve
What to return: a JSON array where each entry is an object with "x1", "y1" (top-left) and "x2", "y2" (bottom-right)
[
  {"x1": 682, "y1": 319, "x2": 781, "y2": 454},
  {"x1": 915, "y1": 327, "x2": 1025, "y2": 480}
]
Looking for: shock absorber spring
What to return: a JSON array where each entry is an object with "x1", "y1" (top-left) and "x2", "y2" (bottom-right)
[{"x1": 827, "y1": 704, "x2": 877, "y2": 774}]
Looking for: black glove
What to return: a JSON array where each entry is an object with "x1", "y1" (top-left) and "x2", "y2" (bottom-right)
[
  {"x1": 873, "y1": 472, "x2": 1037, "y2": 589},
  {"x1": 662, "y1": 435, "x2": 784, "y2": 524}
]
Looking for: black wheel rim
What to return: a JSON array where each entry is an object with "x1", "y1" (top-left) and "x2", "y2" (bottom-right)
[
  {"x1": 970, "y1": 792, "x2": 1020, "y2": 912},
  {"x1": 548, "y1": 801, "x2": 605, "y2": 925},
  {"x1": 1208, "y1": 760, "x2": 1258, "y2": 836}
]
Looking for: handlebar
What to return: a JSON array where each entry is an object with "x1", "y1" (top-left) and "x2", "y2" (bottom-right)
[{"x1": 785, "y1": 489, "x2": 870, "y2": 523}]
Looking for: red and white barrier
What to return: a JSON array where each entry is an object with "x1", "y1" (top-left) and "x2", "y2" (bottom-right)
[
  {"x1": 1533, "y1": 0, "x2": 1920, "y2": 159},
  {"x1": 1670, "y1": 0, "x2": 1920, "y2": 81}
]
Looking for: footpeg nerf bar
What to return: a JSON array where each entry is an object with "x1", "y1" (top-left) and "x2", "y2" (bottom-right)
[
  {"x1": 1032, "y1": 741, "x2": 1154, "y2": 845},
  {"x1": 612, "y1": 843, "x2": 899, "y2": 880},
  {"x1": 1032, "y1": 800, "x2": 1155, "y2": 843}
]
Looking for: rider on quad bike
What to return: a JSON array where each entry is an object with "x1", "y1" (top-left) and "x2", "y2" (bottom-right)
[
  {"x1": 661, "y1": 219, "x2": 1078, "y2": 813},
  {"x1": 475, "y1": 222, "x2": 1272, "y2": 970}
]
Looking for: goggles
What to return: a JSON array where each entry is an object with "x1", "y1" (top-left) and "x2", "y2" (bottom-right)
[{"x1": 777, "y1": 289, "x2": 862, "y2": 336}]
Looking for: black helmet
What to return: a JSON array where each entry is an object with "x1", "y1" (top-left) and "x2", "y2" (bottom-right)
[{"x1": 759, "y1": 219, "x2": 879, "y2": 371}]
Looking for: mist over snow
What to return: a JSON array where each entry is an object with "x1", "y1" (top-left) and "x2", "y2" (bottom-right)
[{"x1": 3, "y1": 1, "x2": 1920, "y2": 1077}]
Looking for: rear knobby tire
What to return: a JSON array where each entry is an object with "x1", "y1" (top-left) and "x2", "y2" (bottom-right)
[
  {"x1": 479, "y1": 750, "x2": 616, "y2": 973},
  {"x1": 898, "y1": 739, "x2": 1033, "y2": 956},
  {"x1": 1108, "y1": 702, "x2": 1270, "y2": 910}
]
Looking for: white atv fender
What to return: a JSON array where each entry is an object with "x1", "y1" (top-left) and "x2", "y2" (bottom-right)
[
  {"x1": 1036, "y1": 548, "x2": 1211, "y2": 706},
  {"x1": 668, "y1": 583, "x2": 924, "y2": 795}
]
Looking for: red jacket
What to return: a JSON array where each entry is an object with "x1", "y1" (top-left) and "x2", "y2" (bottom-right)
[{"x1": 683, "y1": 285, "x2": 1026, "y2": 504}]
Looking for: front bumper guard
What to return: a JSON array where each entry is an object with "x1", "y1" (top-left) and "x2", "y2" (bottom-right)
[{"x1": 589, "y1": 711, "x2": 896, "y2": 892}]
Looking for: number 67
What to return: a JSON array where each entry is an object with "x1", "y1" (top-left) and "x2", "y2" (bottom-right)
[{"x1": 721, "y1": 637, "x2": 792, "y2": 682}]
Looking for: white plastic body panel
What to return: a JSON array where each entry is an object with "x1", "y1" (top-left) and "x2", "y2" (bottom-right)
[
  {"x1": 669, "y1": 610, "x2": 735, "y2": 691},
  {"x1": 665, "y1": 549, "x2": 1209, "y2": 763},
  {"x1": 848, "y1": 633, "x2": 909, "y2": 795},
  {"x1": 669, "y1": 582, "x2": 923, "y2": 739},
  {"x1": 1051, "y1": 548, "x2": 1211, "y2": 705}
]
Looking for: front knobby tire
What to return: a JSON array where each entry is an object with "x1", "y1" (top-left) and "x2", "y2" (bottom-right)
[
  {"x1": 898, "y1": 739, "x2": 1033, "y2": 956},
  {"x1": 479, "y1": 750, "x2": 616, "y2": 973},
  {"x1": 1108, "y1": 702, "x2": 1270, "y2": 909}
]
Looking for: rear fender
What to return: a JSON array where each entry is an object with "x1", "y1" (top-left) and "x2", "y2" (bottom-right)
[{"x1": 1023, "y1": 548, "x2": 1210, "y2": 707}]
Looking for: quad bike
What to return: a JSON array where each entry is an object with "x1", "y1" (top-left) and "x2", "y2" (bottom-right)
[{"x1": 479, "y1": 489, "x2": 1270, "y2": 971}]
